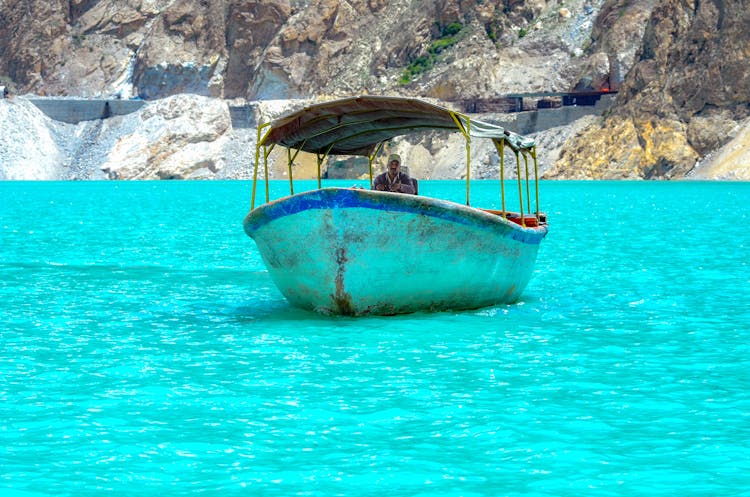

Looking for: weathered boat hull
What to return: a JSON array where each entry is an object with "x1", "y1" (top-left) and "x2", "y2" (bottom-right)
[{"x1": 243, "y1": 188, "x2": 547, "y2": 316}]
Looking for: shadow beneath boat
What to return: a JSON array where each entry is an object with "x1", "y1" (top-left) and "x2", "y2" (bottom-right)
[
  {"x1": 230, "y1": 295, "x2": 544, "y2": 324},
  {"x1": 230, "y1": 302, "x2": 319, "y2": 322}
]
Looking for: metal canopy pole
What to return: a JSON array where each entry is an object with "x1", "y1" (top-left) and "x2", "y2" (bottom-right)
[
  {"x1": 523, "y1": 152, "x2": 531, "y2": 214},
  {"x1": 514, "y1": 149, "x2": 525, "y2": 227},
  {"x1": 448, "y1": 112, "x2": 472, "y2": 206},
  {"x1": 316, "y1": 153, "x2": 324, "y2": 189},
  {"x1": 368, "y1": 142, "x2": 384, "y2": 189},
  {"x1": 533, "y1": 146, "x2": 540, "y2": 218},
  {"x1": 316, "y1": 143, "x2": 335, "y2": 190},
  {"x1": 251, "y1": 146, "x2": 260, "y2": 210},
  {"x1": 287, "y1": 148, "x2": 298, "y2": 196},
  {"x1": 263, "y1": 145, "x2": 274, "y2": 204},
  {"x1": 493, "y1": 139, "x2": 507, "y2": 215},
  {"x1": 464, "y1": 119, "x2": 471, "y2": 206},
  {"x1": 252, "y1": 122, "x2": 272, "y2": 210},
  {"x1": 284, "y1": 138, "x2": 307, "y2": 197}
]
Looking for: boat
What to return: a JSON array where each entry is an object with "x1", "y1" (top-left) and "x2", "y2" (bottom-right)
[{"x1": 243, "y1": 95, "x2": 548, "y2": 316}]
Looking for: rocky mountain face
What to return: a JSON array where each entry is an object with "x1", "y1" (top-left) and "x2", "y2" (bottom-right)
[
  {"x1": 549, "y1": 0, "x2": 750, "y2": 179},
  {"x1": 1, "y1": 0, "x2": 748, "y2": 179},
  {"x1": 1, "y1": 0, "x2": 632, "y2": 99}
]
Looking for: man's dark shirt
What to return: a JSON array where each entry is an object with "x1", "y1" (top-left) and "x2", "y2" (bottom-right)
[{"x1": 373, "y1": 171, "x2": 416, "y2": 194}]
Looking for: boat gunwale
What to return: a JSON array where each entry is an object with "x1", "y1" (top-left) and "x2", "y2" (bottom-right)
[{"x1": 243, "y1": 187, "x2": 547, "y2": 245}]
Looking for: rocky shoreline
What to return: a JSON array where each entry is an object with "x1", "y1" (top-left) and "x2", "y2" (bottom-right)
[
  {"x1": 1, "y1": 95, "x2": 252, "y2": 181},
  {"x1": 0, "y1": 94, "x2": 590, "y2": 181},
  {"x1": 2, "y1": 93, "x2": 749, "y2": 182}
]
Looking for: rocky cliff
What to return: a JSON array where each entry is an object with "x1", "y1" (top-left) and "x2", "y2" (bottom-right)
[
  {"x1": 1, "y1": 0, "x2": 748, "y2": 179},
  {"x1": 548, "y1": 0, "x2": 750, "y2": 179},
  {"x1": 1, "y1": 0, "x2": 633, "y2": 99}
]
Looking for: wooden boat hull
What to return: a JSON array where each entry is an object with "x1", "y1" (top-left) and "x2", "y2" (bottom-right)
[{"x1": 243, "y1": 188, "x2": 547, "y2": 316}]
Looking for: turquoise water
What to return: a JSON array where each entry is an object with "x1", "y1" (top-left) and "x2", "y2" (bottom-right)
[{"x1": 1, "y1": 180, "x2": 749, "y2": 496}]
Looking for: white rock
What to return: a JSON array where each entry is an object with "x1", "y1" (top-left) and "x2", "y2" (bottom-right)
[
  {"x1": 100, "y1": 94, "x2": 231, "y2": 179},
  {"x1": 0, "y1": 99, "x2": 63, "y2": 180}
]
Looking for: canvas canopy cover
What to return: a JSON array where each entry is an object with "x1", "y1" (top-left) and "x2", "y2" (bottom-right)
[{"x1": 259, "y1": 95, "x2": 535, "y2": 156}]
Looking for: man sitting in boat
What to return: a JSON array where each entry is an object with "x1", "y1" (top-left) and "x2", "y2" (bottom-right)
[{"x1": 373, "y1": 154, "x2": 417, "y2": 194}]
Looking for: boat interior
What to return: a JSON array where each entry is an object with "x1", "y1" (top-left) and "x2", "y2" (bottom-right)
[{"x1": 482, "y1": 209, "x2": 548, "y2": 228}]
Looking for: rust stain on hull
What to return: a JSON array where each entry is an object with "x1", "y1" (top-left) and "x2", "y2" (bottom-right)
[{"x1": 332, "y1": 247, "x2": 355, "y2": 315}]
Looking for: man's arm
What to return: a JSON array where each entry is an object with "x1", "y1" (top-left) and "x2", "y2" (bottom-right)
[
  {"x1": 398, "y1": 174, "x2": 416, "y2": 194},
  {"x1": 372, "y1": 173, "x2": 387, "y2": 191}
]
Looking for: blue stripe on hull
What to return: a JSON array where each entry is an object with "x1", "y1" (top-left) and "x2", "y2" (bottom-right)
[{"x1": 245, "y1": 188, "x2": 547, "y2": 246}]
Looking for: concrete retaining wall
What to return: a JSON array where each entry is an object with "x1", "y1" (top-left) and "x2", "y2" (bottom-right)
[
  {"x1": 27, "y1": 94, "x2": 615, "y2": 134},
  {"x1": 29, "y1": 98, "x2": 146, "y2": 124},
  {"x1": 513, "y1": 94, "x2": 615, "y2": 134},
  {"x1": 29, "y1": 97, "x2": 258, "y2": 129}
]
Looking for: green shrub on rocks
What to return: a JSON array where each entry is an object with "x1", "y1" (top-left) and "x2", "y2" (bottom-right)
[{"x1": 400, "y1": 22, "x2": 464, "y2": 84}]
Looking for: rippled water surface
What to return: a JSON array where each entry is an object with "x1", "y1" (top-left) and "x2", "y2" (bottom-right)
[{"x1": 2, "y1": 180, "x2": 749, "y2": 496}]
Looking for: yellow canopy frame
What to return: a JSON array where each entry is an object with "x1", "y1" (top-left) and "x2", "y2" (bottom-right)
[{"x1": 250, "y1": 96, "x2": 541, "y2": 223}]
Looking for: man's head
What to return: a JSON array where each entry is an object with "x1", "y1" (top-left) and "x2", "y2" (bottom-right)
[{"x1": 387, "y1": 154, "x2": 401, "y2": 175}]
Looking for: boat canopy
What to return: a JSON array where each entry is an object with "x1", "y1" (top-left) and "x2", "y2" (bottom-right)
[{"x1": 259, "y1": 95, "x2": 535, "y2": 156}]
